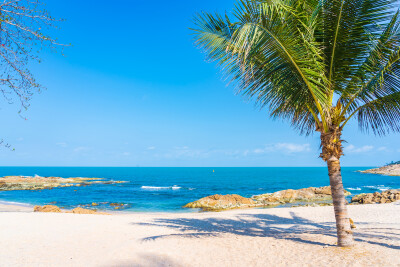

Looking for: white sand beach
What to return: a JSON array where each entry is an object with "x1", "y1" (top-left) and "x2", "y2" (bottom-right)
[{"x1": 0, "y1": 203, "x2": 399, "y2": 267}]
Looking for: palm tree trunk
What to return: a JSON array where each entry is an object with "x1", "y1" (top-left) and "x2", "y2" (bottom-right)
[{"x1": 327, "y1": 156, "x2": 354, "y2": 247}]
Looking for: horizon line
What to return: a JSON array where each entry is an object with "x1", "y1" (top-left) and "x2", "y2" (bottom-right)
[{"x1": 0, "y1": 165, "x2": 375, "y2": 168}]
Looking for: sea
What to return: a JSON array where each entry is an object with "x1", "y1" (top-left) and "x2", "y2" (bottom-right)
[{"x1": 0, "y1": 167, "x2": 398, "y2": 212}]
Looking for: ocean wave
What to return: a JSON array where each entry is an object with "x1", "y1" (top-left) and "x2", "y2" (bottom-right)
[
  {"x1": 0, "y1": 200, "x2": 33, "y2": 207},
  {"x1": 363, "y1": 185, "x2": 390, "y2": 191},
  {"x1": 347, "y1": 187, "x2": 362, "y2": 191},
  {"x1": 378, "y1": 187, "x2": 391, "y2": 191},
  {"x1": 141, "y1": 185, "x2": 181, "y2": 190}
]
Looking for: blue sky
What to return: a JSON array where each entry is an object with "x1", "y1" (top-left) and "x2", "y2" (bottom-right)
[{"x1": 0, "y1": 0, "x2": 398, "y2": 167}]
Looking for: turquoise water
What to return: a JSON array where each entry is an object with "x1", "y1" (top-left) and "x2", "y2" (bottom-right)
[{"x1": 0, "y1": 167, "x2": 398, "y2": 212}]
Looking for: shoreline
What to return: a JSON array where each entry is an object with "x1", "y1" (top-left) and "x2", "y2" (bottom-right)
[
  {"x1": 2, "y1": 198, "x2": 399, "y2": 217},
  {"x1": 0, "y1": 200, "x2": 33, "y2": 212},
  {"x1": 0, "y1": 199, "x2": 196, "y2": 215}
]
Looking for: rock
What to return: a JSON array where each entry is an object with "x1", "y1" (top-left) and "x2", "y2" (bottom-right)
[
  {"x1": 183, "y1": 194, "x2": 256, "y2": 211},
  {"x1": 184, "y1": 186, "x2": 352, "y2": 212},
  {"x1": 349, "y1": 218, "x2": 356, "y2": 229},
  {"x1": 253, "y1": 186, "x2": 350, "y2": 204},
  {"x1": 351, "y1": 189, "x2": 400, "y2": 204},
  {"x1": 68, "y1": 207, "x2": 109, "y2": 215},
  {"x1": 91, "y1": 203, "x2": 99, "y2": 206},
  {"x1": 70, "y1": 207, "x2": 98, "y2": 214},
  {"x1": 34, "y1": 205, "x2": 62, "y2": 213},
  {"x1": 360, "y1": 164, "x2": 400, "y2": 176},
  {"x1": 108, "y1": 203, "x2": 130, "y2": 210},
  {"x1": 0, "y1": 175, "x2": 127, "y2": 192},
  {"x1": 110, "y1": 203, "x2": 124, "y2": 207},
  {"x1": 33, "y1": 205, "x2": 109, "y2": 215}
]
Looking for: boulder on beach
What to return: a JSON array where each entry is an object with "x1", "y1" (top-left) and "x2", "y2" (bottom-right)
[
  {"x1": 351, "y1": 189, "x2": 400, "y2": 204},
  {"x1": 184, "y1": 186, "x2": 351, "y2": 212},
  {"x1": 69, "y1": 207, "x2": 110, "y2": 215},
  {"x1": 34, "y1": 205, "x2": 62, "y2": 213},
  {"x1": 33, "y1": 205, "x2": 109, "y2": 215},
  {"x1": 70, "y1": 207, "x2": 98, "y2": 214},
  {"x1": 253, "y1": 186, "x2": 351, "y2": 204},
  {"x1": 183, "y1": 194, "x2": 256, "y2": 211}
]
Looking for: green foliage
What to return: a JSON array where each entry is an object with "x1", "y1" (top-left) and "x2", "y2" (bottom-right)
[{"x1": 191, "y1": 0, "x2": 400, "y2": 136}]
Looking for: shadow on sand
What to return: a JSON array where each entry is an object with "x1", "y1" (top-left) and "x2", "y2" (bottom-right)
[
  {"x1": 107, "y1": 253, "x2": 184, "y2": 267},
  {"x1": 133, "y1": 211, "x2": 400, "y2": 250}
]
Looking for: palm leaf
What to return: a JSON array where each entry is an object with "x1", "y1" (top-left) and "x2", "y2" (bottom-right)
[
  {"x1": 192, "y1": 0, "x2": 400, "y2": 136},
  {"x1": 192, "y1": 0, "x2": 329, "y2": 134},
  {"x1": 341, "y1": 10, "x2": 400, "y2": 105},
  {"x1": 321, "y1": 0, "x2": 396, "y2": 94},
  {"x1": 357, "y1": 92, "x2": 400, "y2": 135}
]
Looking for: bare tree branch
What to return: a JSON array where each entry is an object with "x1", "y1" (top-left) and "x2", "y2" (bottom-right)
[{"x1": 0, "y1": 0, "x2": 66, "y2": 114}]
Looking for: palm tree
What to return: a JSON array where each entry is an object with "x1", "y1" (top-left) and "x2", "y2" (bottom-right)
[{"x1": 191, "y1": 0, "x2": 400, "y2": 247}]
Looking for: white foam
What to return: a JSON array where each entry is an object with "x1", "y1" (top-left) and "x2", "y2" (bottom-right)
[
  {"x1": 347, "y1": 187, "x2": 362, "y2": 191},
  {"x1": 141, "y1": 185, "x2": 181, "y2": 190},
  {"x1": 363, "y1": 185, "x2": 390, "y2": 191},
  {"x1": 0, "y1": 200, "x2": 33, "y2": 207},
  {"x1": 378, "y1": 187, "x2": 390, "y2": 191}
]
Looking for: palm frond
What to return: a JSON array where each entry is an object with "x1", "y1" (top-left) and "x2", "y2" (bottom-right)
[
  {"x1": 321, "y1": 0, "x2": 397, "y2": 94},
  {"x1": 192, "y1": 0, "x2": 329, "y2": 134},
  {"x1": 340, "y1": 10, "x2": 400, "y2": 112},
  {"x1": 191, "y1": 12, "x2": 237, "y2": 66},
  {"x1": 192, "y1": 0, "x2": 400, "y2": 137},
  {"x1": 356, "y1": 92, "x2": 400, "y2": 135}
]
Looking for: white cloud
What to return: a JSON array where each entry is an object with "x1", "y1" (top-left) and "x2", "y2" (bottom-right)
[
  {"x1": 253, "y1": 148, "x2": 265, "y2": 154},
  {"x1": 122, "y1": 152, "x2": 131, "y2": 156},
  {"x1": 153, "y1": 143, "x2": 311, "y2": 160},
  {"x1": 378, "y1": 146, "x2": 389, "y2": 152},
  {"x1": 147, "y1": 146, "x2": 156, "y2": 150},
  {"x1": 17, "y1": 137, "x2": 24, "y2": 142},
  {"x1": 345, "y1": 145, "x2": 374, "y2": 153},
  {"x1": 56, "y1": 142, "x2": 68, "y2": 148},
  {"x1": 174, "y1": 146, "x2": 189, "y2": 150},
  {"x1": 274, "y1": 143, "x2": 311, "y2": 153},
  {"x1": 223, "y1": 150, "x2": 241, "y2": 157},
  {"x1": 251, "y1": 143, "x2": 311, "y2": 155},
  {"x1": 73, "y1": 146, "x2": 90, "y2": 152}
]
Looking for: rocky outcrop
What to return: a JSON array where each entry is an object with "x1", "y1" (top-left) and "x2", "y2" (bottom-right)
[
  {"x1": 34, "y1": 205, "x2": 62, "y2": 213},
  {"x1": 0, "y1": 175, "x2": 126, "y2": 191},
  {"x1": 33, "y1": 205, "x2": 110, "y2": 215},
  {"x1": 79, "y1": 202, "x2": 131, "y2": 210},
  {"x1": 183, "y1": 194, "x2": 257, "y2": 211},
  {"x1": 360, "y1": 164, "x2": 400, "y2": 176},
  {"x1": 70, "y1": 207, "x2": 98, "y2": 214},
  {"x1": 351, "y1": 190, "x2": 400, "y2": 204},
  {"x1": 253, "y1": 186, "x2": 351, "y2": 205},
  {"x1": 184, "y1": 186, "x2": 349, "y2": 211},
  {"x1": 69, "y1": 207, "x2": 111, "y2": 215}
]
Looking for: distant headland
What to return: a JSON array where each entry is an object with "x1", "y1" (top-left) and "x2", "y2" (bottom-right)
[{"x1": 360, "y1": 164, "x2": 400, "y2": 176}]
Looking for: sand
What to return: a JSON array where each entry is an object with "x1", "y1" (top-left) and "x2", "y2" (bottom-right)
[{"x1": 0, "y1": 203, "x2": 399, "y2": 267}]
